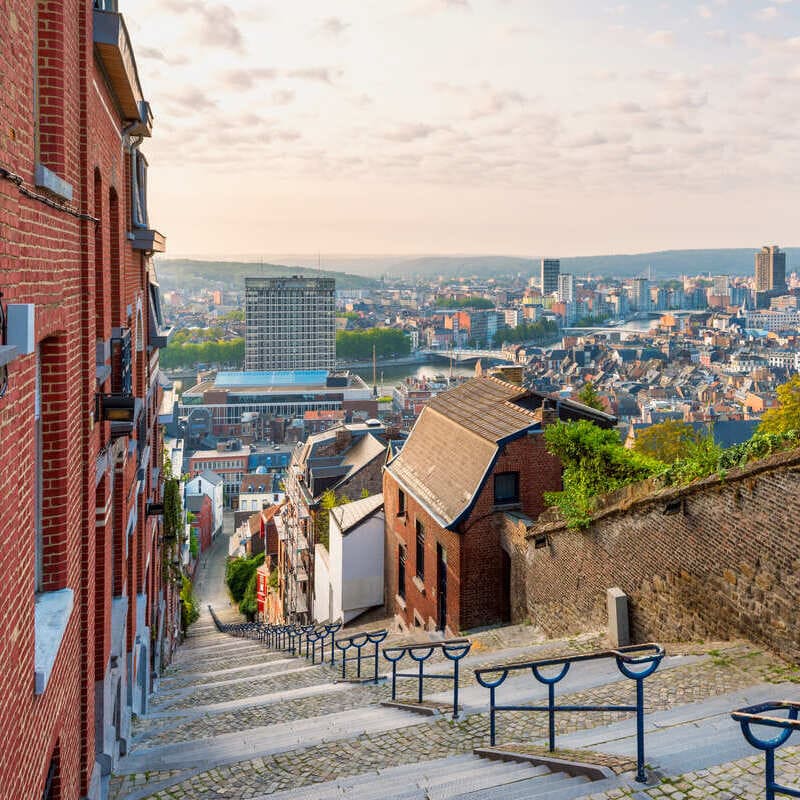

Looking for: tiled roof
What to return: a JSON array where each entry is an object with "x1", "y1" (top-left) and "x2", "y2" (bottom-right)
[
  {"x1": 426, "y1": 376, "x2": 538, "y2": 443},
  {"x1": 330, "y1": 493, "x2": 384, "y2": 535}
]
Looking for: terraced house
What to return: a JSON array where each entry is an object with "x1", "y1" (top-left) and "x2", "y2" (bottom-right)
[
  {"x1": 384, "y1": 376, "x2": 615, "y2": 634},
  {"x1": 0, "y1": 1, "x2": 173, "y2": 798}
]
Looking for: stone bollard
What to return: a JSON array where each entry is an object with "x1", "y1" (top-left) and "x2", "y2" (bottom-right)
[{"x1": 607, "y1": 587, "x2": 630, "y2": 647}]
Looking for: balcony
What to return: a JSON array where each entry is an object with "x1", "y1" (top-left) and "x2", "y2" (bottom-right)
[{"x1": 93, "y1": 8, "x2": 149, "y2": 129}]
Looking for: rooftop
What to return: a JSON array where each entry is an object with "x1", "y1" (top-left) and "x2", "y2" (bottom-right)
[
  {"x1": 330, "y1": 492, "x2": 384, "y2": 535},
  {"x1": 216, "y1": 370, "x2": 330, "y2": 388}
]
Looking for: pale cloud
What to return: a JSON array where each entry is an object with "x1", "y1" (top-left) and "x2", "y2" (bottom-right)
[
  {"x1": 286, "y1": 67, "x2": 343, "y2": 84},
  {"x1": 220, "y1": 68, "x2": 278, "y2": 89},
  {"x1": 162, "y1": 0, "x2": 243, "y2": 50},
  {"x1": 755, "y1": 6, "x2": 779, "y2": 19},
  {"x1": 645, "y1": 30, "x2": 675, "y2": 46},
  {"x1": 697, "y1": 4, "x2": 712, "y2": 18},
  {"x1": 707, "y1": 29, "x2": 730, "y2": 43},
  {"x1": 319, "y1": 17, "x2": 349, "y2": 37},
  {"x1": 383, "y1": 124, "x2": 450, "y2": 142},
  {"x1": 271, "y1": 90, "x2": 296, "y2": 106}
]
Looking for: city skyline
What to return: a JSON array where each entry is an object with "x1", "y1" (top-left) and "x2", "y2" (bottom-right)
[{"x1": 131, "y1": 0, "x2": 800, "y2": 257}]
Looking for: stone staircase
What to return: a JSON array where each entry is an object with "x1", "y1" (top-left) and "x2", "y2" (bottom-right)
[{"x1": 111, "y1": 545, "x2": 800, "y2": 800}]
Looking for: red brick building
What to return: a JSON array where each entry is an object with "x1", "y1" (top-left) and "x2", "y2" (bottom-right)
[
  {"x1": 383, "y1": 376, "x2": 615, "y2": 634},
  {"x1": 0, "y1": 2, "x2": 173, "y2": 798}
]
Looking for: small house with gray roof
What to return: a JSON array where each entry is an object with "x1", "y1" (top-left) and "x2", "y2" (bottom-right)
[{"x1": 383, "y1": 375, "x2": 615, "y2": 634}]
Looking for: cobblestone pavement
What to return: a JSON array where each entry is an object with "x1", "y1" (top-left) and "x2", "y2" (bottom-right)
[{"x1": 584, "y1": 747, "x2": 800, "y2": 799}]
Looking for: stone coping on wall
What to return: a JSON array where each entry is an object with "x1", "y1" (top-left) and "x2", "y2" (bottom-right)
[{"x1": 527, "y1": 444, "x2": 800, "y2": 538}]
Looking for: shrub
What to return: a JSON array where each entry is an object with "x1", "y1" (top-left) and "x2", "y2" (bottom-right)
[
  {"x1": 225, "y1": 553, "x2": 265, "y2": 603},
  {"x1": 542, "y1": 420, "x2": 664, "y2": 529},
  {"x1": 180, "y1": 576, "x2": 200, "y2": 633}
]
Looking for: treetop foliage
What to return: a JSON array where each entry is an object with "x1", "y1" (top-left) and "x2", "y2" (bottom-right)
[
  {"x1": 632, "y1": 419, "x2": 703, "y2": 463},
  {"x1": 335, "y1": 328, "x2": 411, "y2": 361},
  {"x1": 758, "y1": 374, "x2": 800, "y2": 435}
]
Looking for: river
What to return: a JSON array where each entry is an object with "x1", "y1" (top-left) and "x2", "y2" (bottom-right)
[{"x1": 351, "y1": 362, "x2": 479, "y2": 393}]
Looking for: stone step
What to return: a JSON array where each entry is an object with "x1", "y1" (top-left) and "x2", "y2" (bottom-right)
[
  {"x1": 159, "y1": 656, "x2": 298, "y2": 686},
  {"x1": 454, "y1": 771, "x2": 591, "y2": 800},
  {"x1": 255, "y1": 754, "x2": 558, "y2": 800},
  {"x1": 118, "y1": 705, "x2": 416, "y2": 773}
]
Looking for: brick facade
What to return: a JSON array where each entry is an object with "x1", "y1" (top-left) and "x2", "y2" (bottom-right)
[
  {"x1": 525, "y1": 447, "x2": 800, "y2": 660},
  {"x1": 384, "y1": 434, "x2": 563, "y2": 633},
  {"x1": 0, "y1": 3, "x2": 173, "y2": 798}
]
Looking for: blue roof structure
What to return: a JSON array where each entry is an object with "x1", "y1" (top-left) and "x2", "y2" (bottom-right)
[{"x1": 215, "y1": 370, "x2": 329, "y2": 388}]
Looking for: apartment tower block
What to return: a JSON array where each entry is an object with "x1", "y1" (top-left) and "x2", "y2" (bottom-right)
[
  {"x1": 540, "y1": 258, "x2": 560, "y2": 296},
  {"x1": 755, "y1": 245, "x2": 786, "y2": 293},
  {"x1": 245, "y1": 276, "x2": 336, "y2": 371}
]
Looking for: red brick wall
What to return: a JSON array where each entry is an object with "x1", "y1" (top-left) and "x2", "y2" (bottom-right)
[
  {"x1": 525, "y1": 447, "x2": 800, "y2": 660},
  {"x1": 384, "y1": 431, "x2": 563, "y2": 632},
  {"x1": 0, "y1": 2, "x2": 172, "y2": 797}
]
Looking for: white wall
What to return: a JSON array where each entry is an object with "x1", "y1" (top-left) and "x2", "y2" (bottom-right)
[
  {"x1": 313, "y1": 544, "x2": 331, "y2": 623},
  {"x1": 331, "y1": 511, "x2": 385, "y2": 624},
  {"x1": 186, "y1": 475, "x2": 224, "y2": 534}
]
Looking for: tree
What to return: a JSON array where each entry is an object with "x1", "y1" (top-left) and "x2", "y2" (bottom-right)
[
  {"x1": 633, "y1": 419, "x2": 703, "y2": 463},
  {"x1": 577, "y1": 382, "x2": 604, "y2": 411},
  {"x1": 335, "y1": 328, "x2": 411, "y2": 361},
  {"x1": 758, "y1": 375, "x2": 800, "y2": 435}
]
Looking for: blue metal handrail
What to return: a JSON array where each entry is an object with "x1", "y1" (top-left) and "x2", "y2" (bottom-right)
[
  {"x1": 334, "y1": 630, "x2": 388, "y2": 683},
  {"x1": 732, "y1": 701, "x2": 800, "y2": 799},
  {"x1": 383, "y1": 638, "x2": 471, "y2": 719},
  {"x1": 474, "y1": 643, "x2": 665, "y2": 783}
]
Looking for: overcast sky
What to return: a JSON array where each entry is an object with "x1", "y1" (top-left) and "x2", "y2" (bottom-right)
[{"x1": 128, "y1": 0, "x2": 800, "y2": 259}]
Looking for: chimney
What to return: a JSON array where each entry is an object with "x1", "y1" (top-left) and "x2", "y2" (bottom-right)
[
  {"x1": 334, "y1": 428, "x2": 352, "y2": 454},
  {"x1": 540, "y1": 399, "x2": 559, "y2": 428}
]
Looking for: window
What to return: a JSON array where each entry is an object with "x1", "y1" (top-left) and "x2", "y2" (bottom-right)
[
  {"x1": 494, "y1": 471, "x2": 520, "y2": 505},
  {"x1": 398, "y1": 545, "x2": 406, "y2": 600},
  {"x1": 415, "y1": 519, "x2": 425, "y2": 581},
  {"x1": 398, "y1": 489, "x2": 406, "y2": 516}
]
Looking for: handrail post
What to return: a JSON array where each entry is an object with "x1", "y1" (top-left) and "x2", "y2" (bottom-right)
[
  {"x1": 417, "y1": 656, "x2": 424, "y2": 704},
  {"x1": 635, "y1": 676, "x2": 646, "y2": 783},
  {"x1": 330, "y1": 629, "x2": 336, "y2": 666},
  {"x1": 766, "y1": 747, "x2": 776, "y2": 800},
  {"x1": 490, "y1": 686, "x2": 496, "y2": 746},
  {"x1": 356, "y1": 644, "x2": 362, "y2": 678},
  {"x1": 373, "y1": 640, "x2": 379, "y2": 684},
  {"x1": 453, "y1": 657, "x2": 459, "y2": 719},
  {"x1": 391, "y1": 660, "x2": 397, "y2": 700},
  {"x1": 548, "y1": 682, "x2": 556, "y2": 752}
]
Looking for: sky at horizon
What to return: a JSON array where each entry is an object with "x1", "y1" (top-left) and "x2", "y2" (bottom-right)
[{"x1": 129, "y1": 0, "x2": 800, "y2": 258}]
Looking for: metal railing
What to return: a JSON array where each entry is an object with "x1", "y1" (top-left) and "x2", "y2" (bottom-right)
[
  {"x1": 334, "y1": 630, "x2": 389, "y2": 683},
  {"x1": 732, "y1": 701, "x2": 800, "y2": 799},
  {"x1": 382, "y1": 639, "x2": 471, "y2": 719},
  {"x1": 474, "y1": 643, "x2": 665, "y2": 783}
]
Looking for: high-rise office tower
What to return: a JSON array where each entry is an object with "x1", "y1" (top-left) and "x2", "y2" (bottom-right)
[
  {"x1": 541, "y1": 258, "x2": 560, "y2": 295},
  {"x1": 557, "y1": 272, "x2": 574, "y2": 303},
  {"x1": 755, "y1": 246, "x2": 786, "y2": 293},
  {"x1": 245, "y1": 276, "x2": 336, "y2": 370},
  {"x1": 632, "y1": 277, "x2": 650, "y2": 311}
]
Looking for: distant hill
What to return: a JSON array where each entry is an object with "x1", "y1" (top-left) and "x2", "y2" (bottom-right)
[
  {"x1": 154, "y1": 259, "x2": 378, "y2": 292},
  {"x1": 384, "y1": 249, "x2": 800, "y2": 279}
]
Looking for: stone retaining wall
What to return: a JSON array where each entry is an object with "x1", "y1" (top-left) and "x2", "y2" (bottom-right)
[{"x1": 524, "y1": 447, "x2": 800, "y2": 659}]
